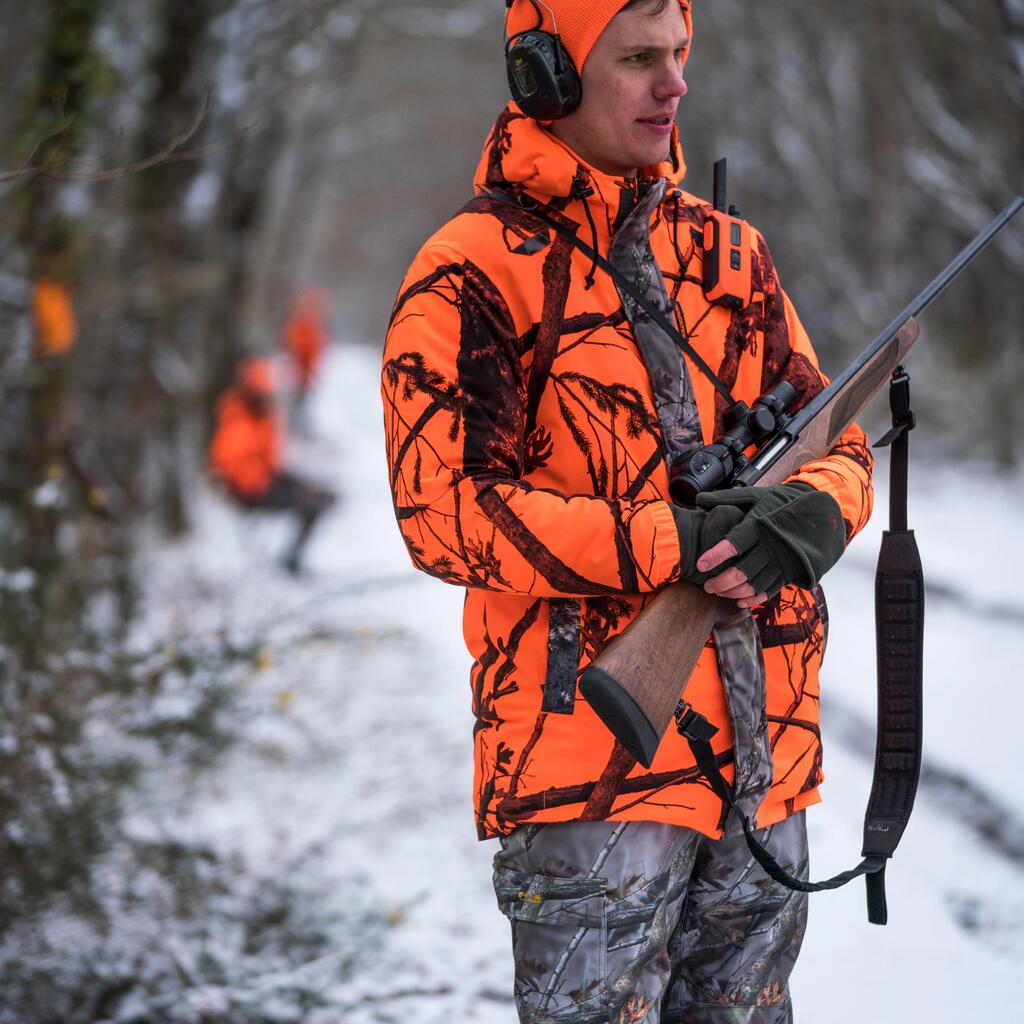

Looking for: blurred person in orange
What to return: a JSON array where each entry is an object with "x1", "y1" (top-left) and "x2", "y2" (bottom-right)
[
  {"x1": 209, "y1": 356, "x2": 336, "y2": 574},
  {"x1": 283, "y1": 288, "x2": 333, "y2": 400}
]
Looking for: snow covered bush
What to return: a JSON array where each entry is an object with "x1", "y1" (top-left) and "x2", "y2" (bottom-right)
[
  {"x1": 0, "y1": 835, "x2": 365, "y2": 1024},
  {"x1": 0, "y1": 630, "x2": 376, "y2": 1023}
]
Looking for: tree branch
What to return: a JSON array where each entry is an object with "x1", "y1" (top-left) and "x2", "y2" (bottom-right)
[{"x1": 0, "y1": 93, "x2": 251, "y2": 185}]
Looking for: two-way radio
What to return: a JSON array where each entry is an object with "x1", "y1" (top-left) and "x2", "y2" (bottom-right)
[{"x1": 702, "y1": 158, "x2": 753, "y2": 310}]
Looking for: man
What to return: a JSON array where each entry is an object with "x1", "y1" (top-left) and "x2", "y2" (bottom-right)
[
  {"x1": 382, "y1": 1, "x2": 872, "y2": 1020},
  {"x1": 209, "y1": 357, "x2": 336, "y2": 574}
]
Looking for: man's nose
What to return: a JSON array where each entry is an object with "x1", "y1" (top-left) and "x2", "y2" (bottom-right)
[{"x1": 657, "y1": 64, "x2": 687, "y2": 100}]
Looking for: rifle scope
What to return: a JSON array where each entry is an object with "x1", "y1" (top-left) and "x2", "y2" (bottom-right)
[{"x1": 668, "y1": 381, "x2": 797, "y2": 506}]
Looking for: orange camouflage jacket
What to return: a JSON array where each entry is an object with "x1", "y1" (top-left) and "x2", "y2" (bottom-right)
[
  {"x1": 382, "y1": 107, "x2": 873, "y2": 841},
  {"x1": 209, "y1": 391, "x2": 282, "y2": 499}
]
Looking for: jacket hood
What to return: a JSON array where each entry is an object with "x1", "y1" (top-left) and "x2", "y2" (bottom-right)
[{"x1": 473, "y1": 104, "x2": 687, "y2": 210}]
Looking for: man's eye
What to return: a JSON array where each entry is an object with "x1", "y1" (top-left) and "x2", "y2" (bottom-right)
[{"x1": 627, "y1": 52, "x2": 651, "y2": 64}]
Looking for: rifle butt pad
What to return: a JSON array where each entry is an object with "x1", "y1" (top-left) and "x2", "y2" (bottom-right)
[{"x1": 579, "y1": 665, "x2": 660, "y2": 769}]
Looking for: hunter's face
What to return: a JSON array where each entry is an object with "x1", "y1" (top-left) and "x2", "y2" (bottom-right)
[{"x1": 551, "y1": 1, "x2": 689, "y2": 178}]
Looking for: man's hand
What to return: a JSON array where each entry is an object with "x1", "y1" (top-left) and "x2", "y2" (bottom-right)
[
  {"x1": 692, "y1": 483, "x2": 847, "y2": 608},
  {"x1": 697, "y1": 538, "x2": 766, "y2": 608},
  {"x1": 670, "y1": 503, "x2": 745, "y2": 580}
]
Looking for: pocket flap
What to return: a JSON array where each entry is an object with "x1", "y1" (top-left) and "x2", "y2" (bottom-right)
[{"x1": 494, "y1": 865, "x2": 606, "y2": 926}]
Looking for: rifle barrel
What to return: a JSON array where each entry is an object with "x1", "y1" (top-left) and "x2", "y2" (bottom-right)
[
  {"x1": 801, "y1": 196, "x2": 1024, "y2": 415},
  {"x1": 875, "y1": 195, "x2": 1024, "y2": 353},
  {"x1": 733, "y1": 195, "x2": 1024, "y2": 487}
]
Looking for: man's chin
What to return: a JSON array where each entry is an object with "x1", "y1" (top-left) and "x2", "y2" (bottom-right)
[
  {"x1": 630, "y1": 144, "x2": 672, "y2": 174},
  {"x1": 622, "y1": 132, "x2": 674, "y2": 172}
]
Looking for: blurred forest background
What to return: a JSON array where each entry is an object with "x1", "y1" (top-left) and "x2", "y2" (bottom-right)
[{"x1": 0, "y1": 0, "x2": 1021, "y2": 1019}]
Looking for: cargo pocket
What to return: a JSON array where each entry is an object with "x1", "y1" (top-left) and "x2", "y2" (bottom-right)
[{"x1": 494, "y1": 864, "x2": 609, "y2": 1020}]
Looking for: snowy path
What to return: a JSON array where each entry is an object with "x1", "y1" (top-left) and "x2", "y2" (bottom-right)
[{"x1": 138, "y1": 345, "x2": 1024, "y2": 1022}]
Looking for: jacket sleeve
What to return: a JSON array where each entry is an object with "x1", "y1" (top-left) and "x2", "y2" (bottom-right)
[
  {"x1": 754, "y1": 231, "x2": 874, "y2": 542},
  {"x1": 381, "y1": 243, "x2": 682, "y2": 597}
]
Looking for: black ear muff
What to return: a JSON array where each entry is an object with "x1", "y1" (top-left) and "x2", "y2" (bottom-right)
[{"x1": 505, "y1": 30, "x2": 581, "y2": 121}]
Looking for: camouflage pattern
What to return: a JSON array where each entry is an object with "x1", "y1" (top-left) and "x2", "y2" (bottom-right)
[
  {"x1": 544, "y1": 597, "x2": 583, "y2": 714},
  {"x1": 493, "y1": 814, "x2": 808, "y2": 1024},
  {"x1": 384, "y1": 106, "x2": 873, "y2": 841},
  {"x1": 608, "y1": 177, "x2": 704, "y2": 467},
  {"x1": 608, "y1": 174, "x2": 775, "y2": 845},
  {"x1": 712, "y1": 615, "x2": 773, "y2": 836}
]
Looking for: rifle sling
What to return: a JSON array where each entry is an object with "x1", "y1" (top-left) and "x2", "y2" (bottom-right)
[
  {"x1": 676, "y1": 369, "x2": 924, "y2": 925},
  {"x1": 864, "y1": 367, "x2": 924, "y2": 923},
  {"x1": 674, "y1": 702, "x2": 886, "y2": 893},
  {"x1": 482, "y1": 188, "x2": 737, "y2": 406}
]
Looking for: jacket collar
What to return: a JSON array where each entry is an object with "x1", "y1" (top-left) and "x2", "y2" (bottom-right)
[{"x1": 474, "y1": 104, "x2": 687, "y2": 238}]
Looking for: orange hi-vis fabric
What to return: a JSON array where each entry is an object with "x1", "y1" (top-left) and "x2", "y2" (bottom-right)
[
  {"x1": 209, "y1": 388, "x2": 282, "y2": 499},
  {"x1": 506, "y1": 0, "x2": 692, "y2": 75},
  {"x1": 284, "y1": 290, "x2": 331, "y2": 391},
  {"x1": 382, "y1": 107, "x2": 873, "y2": 841},
  {"x1": 238, "y1": 356, "x2": 275, "y2": 397}
]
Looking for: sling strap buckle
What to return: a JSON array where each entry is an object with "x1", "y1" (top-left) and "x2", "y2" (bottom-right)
[
  {"x1": 673, "y1": 700, "x2": 719, "y2": 743},
  {"x1": 874, "y1": 366, "x2": 916, "y2": 448}
]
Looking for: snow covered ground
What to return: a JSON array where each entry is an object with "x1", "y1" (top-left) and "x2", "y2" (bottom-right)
[{"x1": 137, "y1": 343, "x2": 1024, "y2": 1022}]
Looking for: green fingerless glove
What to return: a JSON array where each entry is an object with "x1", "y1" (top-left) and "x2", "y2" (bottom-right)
[
  {"x1": 695, "y1": 483, "x2": 847, "y2": 596},
  {"x1": 669, "y1": 502, "x2": 746, "y2": 582}
]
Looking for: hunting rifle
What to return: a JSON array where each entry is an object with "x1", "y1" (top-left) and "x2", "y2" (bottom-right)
[{"x1": 579, "y1": 196, "x2": 1024, "y2": 769}]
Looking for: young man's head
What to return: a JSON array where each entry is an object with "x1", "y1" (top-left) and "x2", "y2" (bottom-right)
[{"x1": 505, "y1": 0, "x2": 692, "y2": 178}]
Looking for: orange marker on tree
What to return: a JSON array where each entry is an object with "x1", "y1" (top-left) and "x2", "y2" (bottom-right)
[{"x1": 32, "y1": 278, "x2": 77, "y2": 357}]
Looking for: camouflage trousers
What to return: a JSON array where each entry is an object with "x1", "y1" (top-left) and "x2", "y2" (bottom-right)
[{"x1": 492, "y1": 813, "x2": 808, "y2": 1024}]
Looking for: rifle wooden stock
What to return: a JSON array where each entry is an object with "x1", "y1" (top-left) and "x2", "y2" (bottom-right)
[
  {"x1": 579, "y1": 317, "x2": 920, "y2": 768},
  {"x1": 579, "y1": 585, "x2": 741, "y2": 768}
]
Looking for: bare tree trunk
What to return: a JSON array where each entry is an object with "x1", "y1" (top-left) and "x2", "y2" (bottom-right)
[
  {"x1": 122, "y1": 0, "x2": 221, "y2": 536},
  {"x1": 8, "y1": 0, "x2": 109, "y2": 666}
]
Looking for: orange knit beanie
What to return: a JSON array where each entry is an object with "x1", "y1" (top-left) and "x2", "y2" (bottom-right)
[{"x1": 505, "y1": 0, "x2": 692, "y2": 75}]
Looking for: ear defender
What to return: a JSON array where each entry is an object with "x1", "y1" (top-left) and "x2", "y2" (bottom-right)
[{"x1": 504, "y1": 0, "x2": 582, "y2": 121}]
